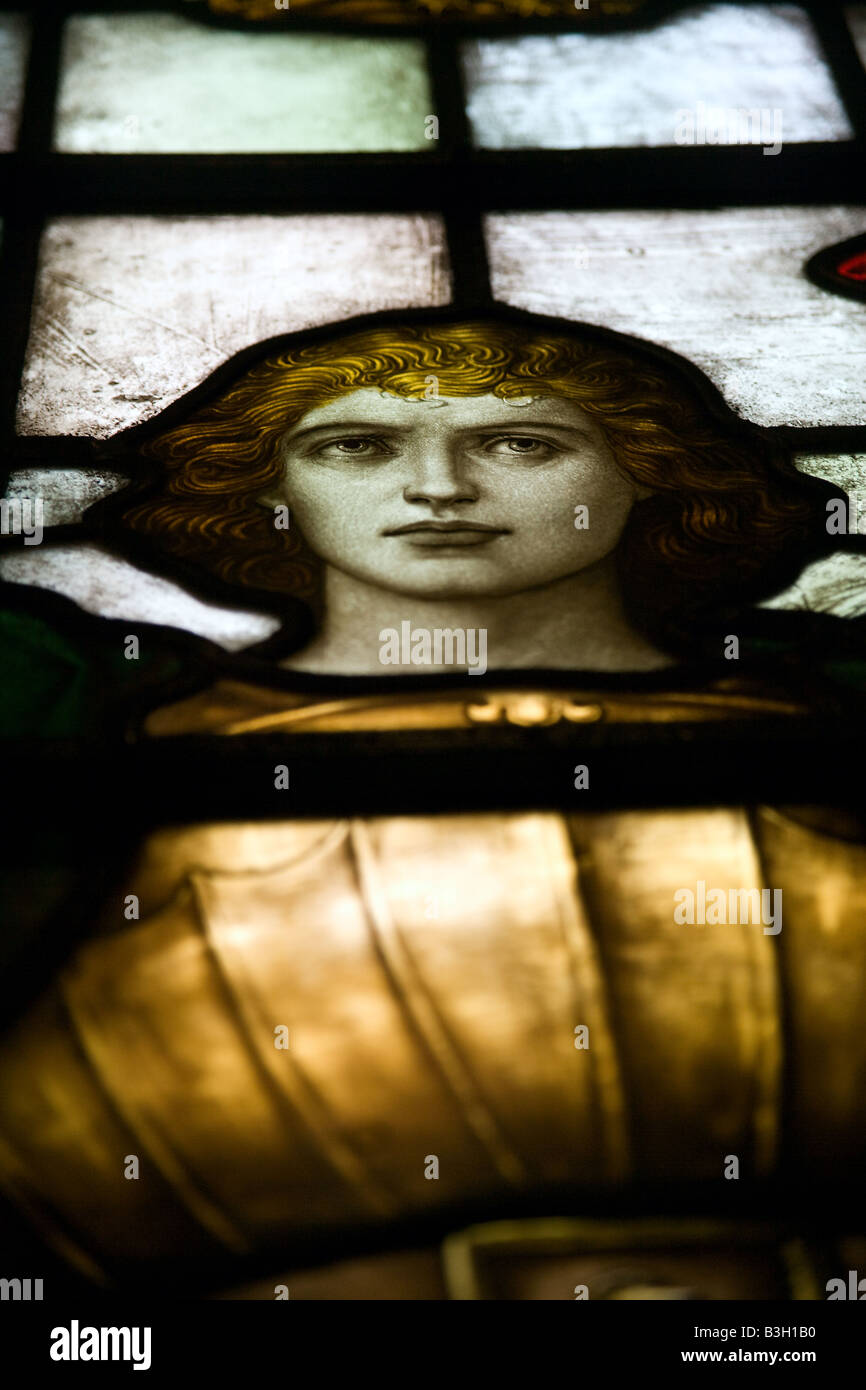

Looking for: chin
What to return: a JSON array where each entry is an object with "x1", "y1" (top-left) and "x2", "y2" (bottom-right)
[
  {"x1": 385, "y1": 578, "x2": 531, "y2": 601},
  {"x1": 350, "y1": 560, "x2": 555, "y2": 600}
]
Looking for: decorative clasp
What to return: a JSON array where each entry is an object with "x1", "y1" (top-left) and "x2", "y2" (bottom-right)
[{"x1": 464, "y1": 694, "x2": 604, "y2": 728}]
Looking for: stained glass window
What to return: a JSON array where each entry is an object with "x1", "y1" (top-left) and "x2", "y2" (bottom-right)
[{"x1": 0, "y1": 0, "x2": 865, "y2": 1338}]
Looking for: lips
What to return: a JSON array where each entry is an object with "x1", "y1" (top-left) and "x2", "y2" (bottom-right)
[
  {"x1": 383, "y1": 521, "x2": 509, "y2": 549},
  {"x1": 385, "y1": 521, "x2": 507, "y2": 533}
]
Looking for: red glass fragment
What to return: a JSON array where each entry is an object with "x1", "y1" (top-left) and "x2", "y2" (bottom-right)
[{"x1": 837, "y1": 251, "x2": 866, "y2": 281}]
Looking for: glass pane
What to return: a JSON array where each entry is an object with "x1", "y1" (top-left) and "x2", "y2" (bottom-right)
[
  {"x1": 0, "y1": 543, "x2": 281, "y2": 650},
  {"x1": 17, "y1": 214, "x2": 451, "y2": 436},
  {"x1": 4, "y1": 468, "x2": 127, "y2": 527},
  {"x1": 54, "y1": 14, "x2": 434, "y2": 153},
  {"x1": 485, "y1": 207, "x2": 866, "y2": 426},
  {"x1": 760, "y1": 454, "x2": 866, "y2": 617},
  {"x1": 762, "y1": 552, "x2": 866, "y2": 618},
  {"x1": 796, "y1": 452, "x2": 866, "y2": 515},
  {"x1": 462, "y1": 3, "x2": 852, "y2": 149},
  {"x1": 0, "y1": 13, "x2": 29, "y2": 152}
]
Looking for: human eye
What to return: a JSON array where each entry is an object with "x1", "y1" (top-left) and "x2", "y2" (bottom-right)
[
  {"x1": 482, "y1": 434, "x2": 560, "y2": 458},
  {"x1": 312, "y1": 434, "x2": 394, "y2": 459}
]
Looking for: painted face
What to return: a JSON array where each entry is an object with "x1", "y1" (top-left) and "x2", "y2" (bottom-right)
[{"x1": 263, "y1": 389, "x2": 643, "y2": 599}]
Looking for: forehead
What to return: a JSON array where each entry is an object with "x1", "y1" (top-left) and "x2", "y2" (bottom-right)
[{"x1": 284, "y1": 388, "x2": 598, "y2": 433}]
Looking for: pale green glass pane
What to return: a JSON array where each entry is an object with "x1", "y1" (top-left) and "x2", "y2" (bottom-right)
[
  {"x1": 462, "y1": 4, "x2": 852, "y2": 149},
  {"x1": 0, "y1": 14, "x2": 30, "y2": 151},
  {"x1": 54, "y1": 13, "x2": 434, "y2": 153}
]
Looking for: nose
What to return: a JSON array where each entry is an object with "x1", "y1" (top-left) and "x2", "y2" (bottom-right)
[{"x1": 401, "y1": 442, "x2": 479, "y2": 508}]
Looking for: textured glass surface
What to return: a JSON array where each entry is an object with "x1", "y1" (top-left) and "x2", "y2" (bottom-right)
[
  {"x1": 0, "y1": 14, "x2": 29, "y2": 152},
  {"x1": 462, "y1": 4, "x2": 852, "y2": 149},
  {"x1": 760, "y1": 455, "x2": 866, "y2": 617},
  {"x1": 54, "y1": 14, "x2": 434, "y2": 153},
  {"x1": 4, "y1": 469, "x2": 128, "y2": 527},
  {"x1": 796, "y1": 453, "x2": 866, "y2": 512},
  {"x1": 486, "y1": 207, "x2": 866, "y2": 427},
  {"x1": 761, "y1": 553, "x2": 866, "y2": 618},
  {"x1": 17, "y1": 214, "x2": 451, "y2": 437},
  {"x1": 0, "y1": 544, "x2": 281, "y2": 650}
]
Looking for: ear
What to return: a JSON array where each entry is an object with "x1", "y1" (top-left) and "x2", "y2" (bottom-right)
[{"x1": 633, "y1": 484, "x2": 653, "y2": 502}]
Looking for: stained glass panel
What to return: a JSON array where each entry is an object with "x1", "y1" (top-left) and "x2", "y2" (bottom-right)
[
  {"x1": 2, "y1": 0, "x2": 866, "y2": 1333},
  {"x1": 55, "y1": 14, "x2": 435, "y2": 153},
  {"x1": 462, "y1": 4, "x2": 852, "y2": 149},
  {"x1": 486, "y1": 206, "x2": 866, "y2": 425},
  {"x1": 3, "y1": 467, "x2": 127, "y2": 526},
  {"x1": 0, "y1": 543, "x2": 281, "y2": 649},
  {"x1": 18, "y1": 214, "x2": 451, "y2": 436}
]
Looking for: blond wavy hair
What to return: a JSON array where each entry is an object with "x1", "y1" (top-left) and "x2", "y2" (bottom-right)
[
  {"x1": 207, "y1": 0, "x2": 635, "y2": 20},
  {"x1": 122, "y1": 320, "x2": 820, "y2": 653}
]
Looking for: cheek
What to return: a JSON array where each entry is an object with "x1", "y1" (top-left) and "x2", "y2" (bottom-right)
[
  {"x1": 283, "y1": 472, "x2": 387, "y2": 564},
  {"x1": 512, "y1": 464, "x2": 634, "y2": 542},
  {"x1": 280, "y1": 472, "x2": 343, "y2": 544}
]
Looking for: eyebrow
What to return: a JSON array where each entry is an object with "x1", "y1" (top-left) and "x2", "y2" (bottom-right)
[
  {"x1": 284, "y1": 420, "x2": 415, "y2": 443},
  {"x1": 283, "y1": 418, "x2": 597, "y2": 444}
]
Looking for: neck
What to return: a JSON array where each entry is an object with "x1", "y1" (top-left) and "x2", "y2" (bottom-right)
[{"x1": 280, "y1": 558, "x2": 673, "y2": 675}]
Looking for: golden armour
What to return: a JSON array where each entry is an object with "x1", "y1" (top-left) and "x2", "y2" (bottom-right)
[{"x1": 0, "y1": 799, "x2": 863, "y2": 1292}]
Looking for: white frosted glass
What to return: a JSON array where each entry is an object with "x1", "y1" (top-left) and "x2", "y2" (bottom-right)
[
  {"x1": 55, "y1": 14, "x2": 433, "y2": 153},
  {"x1": 0, "y1": 14, "x2": 29, "y2": 152},
  {"x1": 17, "y1": 214, "x2": 451, "y2": 437},
  {"x1": 0, "y1": 543, "x2": 280, "y2": 650},
  {"x1": 486, "y1": 207, "x2": 866, "y2": 428},
  {"x1": 758, "y1": 457, "x2": 866, "y2": 617},
  {"x1": 462, "y1": 4, "x2": 852, "y2": 149},
  {"x1": 796, "y1": 454, "x2": 866, "y2": 511},
  {"x1": 4, "y1": 469, "x2": 128, "y2": 527},
  {"x1": 760, "y1": 552, "x2": 866, "y2": 619}
]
